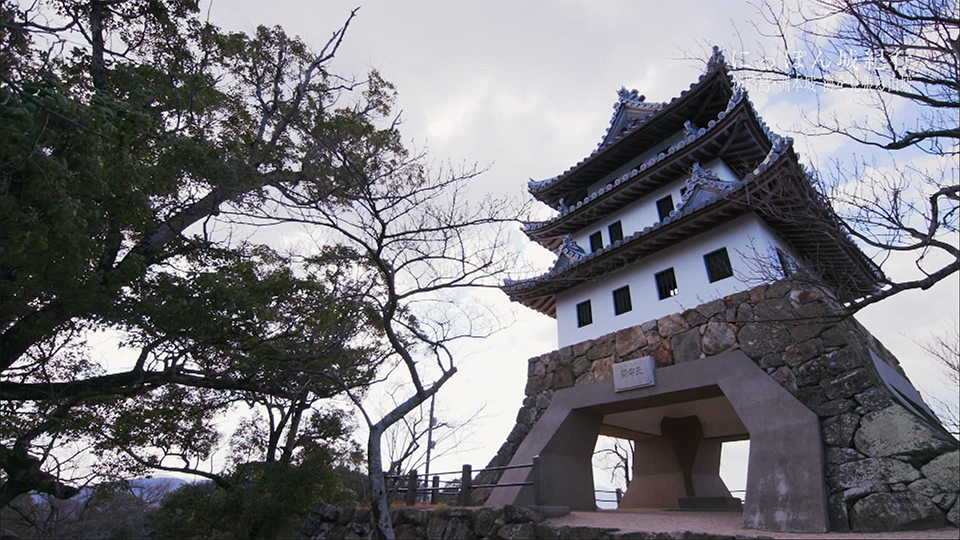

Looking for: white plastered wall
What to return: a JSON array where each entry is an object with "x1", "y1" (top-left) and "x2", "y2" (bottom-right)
[
  {"x1": 572, "y1": 158, "x2": 739, "y2": 252},
  {"x1": 555, "y1": 213, "x2": 796, "y2": 348}
]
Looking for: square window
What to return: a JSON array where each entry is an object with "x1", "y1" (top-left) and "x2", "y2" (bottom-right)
[
  {"x1": 608, "y1": 221, "x2": 624, "y2": 244},
  {"x1": 704, "y1": 248, "x2": 734, "y2": 283},
  {"x1": 576, "y1": 300, "x2": 593, "y2": 327},
  {"x1": 655, "y1": 268, "x2": 678, "y2": 300},
  {"x1": 656, "y1": 195, "x2": 674, "y2": 222},
  {"x1": 612, "y1": 286, "x2": 632, "y2": 315},
  {"x1": 589, "y1": 231, "x2": 603, "y2": 252}
]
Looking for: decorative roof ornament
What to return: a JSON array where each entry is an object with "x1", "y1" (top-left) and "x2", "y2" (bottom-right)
[
  {"x1": 527, "y1": 177, "x2": 553, "y2": 193},
  {"x1": 676, "y1": 163, "x2": 737, "y2": 213},
  {"x1": 617, "y1": 87, "x2": 646, "y2": 106},
  {"x1": 706, "y1": 45, "x2": 726, "y2": 72},
  {"x1": 550, "y1": 235, "x2": 588, "y2": 273},
  {"x1": 683, "y1": 120, "x2": 699, "y2": 139},
  {"x1": 558, "y1": 198, "x2": 569, "y2": 213}
]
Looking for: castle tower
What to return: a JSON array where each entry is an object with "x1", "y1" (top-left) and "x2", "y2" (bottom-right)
[{"x1": 482, "y1": 49, "x2": 958, "y2": 534}]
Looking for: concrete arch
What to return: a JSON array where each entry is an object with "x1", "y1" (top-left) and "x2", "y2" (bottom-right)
[{"x1": 485, "y1": 350, "x2": 829, "y2": 533}]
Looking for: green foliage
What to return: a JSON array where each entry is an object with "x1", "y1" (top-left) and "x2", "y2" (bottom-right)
[
  {"x1": 150, "y1": 448, "x2": 355, "y2": 539},
  {"x1": 1, "y1": 0, "x2": 399, "y2": 506}
]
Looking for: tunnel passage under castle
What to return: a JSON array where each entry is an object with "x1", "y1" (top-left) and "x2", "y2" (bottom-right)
[{"x1": 485, "y1": 351, "x2": 830, "y2": 533}]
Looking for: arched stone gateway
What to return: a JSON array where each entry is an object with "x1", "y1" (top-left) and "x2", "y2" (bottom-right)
[{"x1": 478, "y1": 281, "x2": 959, "y2": 533}]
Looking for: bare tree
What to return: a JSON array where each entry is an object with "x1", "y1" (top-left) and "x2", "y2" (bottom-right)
[
  {"x1": 593, "y1": 436, "x2": 635, "y2": 493},
  {"x1": 248, "y1": 151, "x2": 523, "y2": 537},
  {"x1": 917, "y1": 322, "x2": 960, "y2": 435},
  {"x1": 727, "y1": 0, "x2": 958, "y2": 312}
]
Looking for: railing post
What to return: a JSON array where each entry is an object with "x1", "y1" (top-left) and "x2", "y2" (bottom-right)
[
  {"x1": 405, "y1": 469, "x2": 417, "y2": 506},
  {"x1": 457, "y1": 464, "x2": 472, "y2": 506},
  {"x1": 431, "y1": 475, "x2": 440, "y2": 505},
  {"x1": 532, "y1": 455, "x2": 544, "y2": 506},
  {"x1": 616, "y1": 488, "x2": 623, "y2": 505}
]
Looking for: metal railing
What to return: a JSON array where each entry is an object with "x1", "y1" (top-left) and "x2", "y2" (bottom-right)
[
  {"x1": 384, "y1": 456, "x2": 544, "y2": 506},
  {"x1": 595, "y1": 488, "x2": 623, "y2": 506}
]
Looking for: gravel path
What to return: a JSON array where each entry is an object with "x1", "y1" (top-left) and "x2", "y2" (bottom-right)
[{"x1": 545, "y1": 510, "x2": 959, "y2": 539}]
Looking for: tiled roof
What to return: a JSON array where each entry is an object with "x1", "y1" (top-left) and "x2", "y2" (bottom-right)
[
  {"x1": 527, "y1": 47, "x2": 731, "y2": 200},
  {"x1": 503, "y1": 135, "x2": 793, "y2": 295}
]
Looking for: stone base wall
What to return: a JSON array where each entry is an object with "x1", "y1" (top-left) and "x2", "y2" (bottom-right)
[
  {"x1": 299, "y1": 503, "x2": 760, "y2": 539},
  {"x1": 476, "y1": 280, "x2": 959, "y2": 532}
]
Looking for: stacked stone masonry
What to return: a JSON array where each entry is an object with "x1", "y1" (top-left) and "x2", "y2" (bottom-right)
[
  {"x1": 476, "y1": 280, "x2": 959, "y2": 532},
  {"x1": 300, "y1": 503, "x2": 763, "y2": 539}
]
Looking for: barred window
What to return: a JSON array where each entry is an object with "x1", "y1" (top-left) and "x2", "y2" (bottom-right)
[
  {"x1": 608, "y1": 221, "x2": 624, "y2": 244},
  {"x1": 612, "y1": 286, "x2": 632, "y2": 315},
  {"x1": 656, "y1": 195, "x2": 674, "y2": 221},
  {"x1": 589, "y1": 231, "x2": 603, "y2": 252},
  {"x1": 704, "y1": 248, "x2": 734, "y2": 283},
  {"x1": 655, "y1": 268, "x2": 678, "y2": 300},
  {"x1": 576, "y1": 300, "x2": 593, "y2": 327}
]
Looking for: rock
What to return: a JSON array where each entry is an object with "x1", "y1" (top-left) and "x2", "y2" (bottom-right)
[
  {"x1": 573, "y1": 357, "x2": 591, "y2": 377},
  {"x1": 795, "y1": 385, "x2": 828, "y2": 410},
  {"x1": 516, "y1": 406, "x2": 536, "y2": 426},
  {"x1": 472, "y1": 507, "x2": 500, "y2": 536},
  {"x1": 553, "y1": 367, "x2": 575, "y2": 389},
  {"x1": 949, "y1": 498, "x2": 959, "y2": 527},
  {"x1": 528, "y1": 359, "x2": 546, "y2": 378},
  {"x1": 933, "y1": 493, "x2": 957, "y2": 511},
  {"x1": 701, "y1": 321, "x2": 737, "y2": 354},
  {"x1": 821, "y1": 326, "x2": 852, "y2": 348},
  {"x1": 586, "y1": 338, "x2": 614, "y2": 361},
  {"x1": 534, "y1": 524, "x2": 559, "y2": 539},
  {"x1": 783, "y1": 338, "x2": 823, "y2": 367},
  {"x1": 827, "y1": 493, "x2": 850, "y2": 532},
  {"x1": 822, "y1": 369, "x2": 873, "y2": 400},
  {"x1": 819, "y1": 348, "x2": 861, "y2": 375},
  {"x1": 921, "y1": 450, "x2": 959, "y2": 492},
  {"x1": 640, "y1": 319, "x2": 658, "y2": 333},
  {"x1": 850, "y1": 492, "x2": 946, "y2": 532},
  {"x1": 809, "y1": 398, "x2": 855, "y2": 417},
  {"x1": 738, "y1": 322, "x2": 792, "y2": 358},
  {"x1": 671, "y1": 328, "x2": 702, "y2": 363},
  {"x1": 313, "y1": 501, "x2": 338, "y2": 522},
  {"x1": 646, "y1": 340, "x2": 672, "y2": 367},
  {"x1": 854, "y1": 406, "x2": 956, "y2": 461},
  {"x1": 796, "y1": 359, "x2": 827, "y2": 387},
  {"x1": 615, "y1": 325, "x2": 647, "y2": 358},
  {"x1": 498, "y1": 523, "x2": 535, "y2": 539},
  {"x1": 829, "y1": 458, "x2": 921, "y2": 489},
  {"x1": 591, "y1": 357, "x2": 613, "y2": 381},
  {"x1": 790, "y1": 287, "x2": 823, "y2": 304},
  {"x1": 657, "y1": 313, "x2": 689, "y2": 337},
  {"x1": 854, "y1": 387, "x2": 896, "y2": 413},
  {"x1": 771, "y1": 366, "x2": 798, "y2": 393},
  {"x1": 536, "y1": 393, "x2": 551, "y2": 410},
  {"x1": 735, "y1": 303, "x2": 755, "y2": 322},
  {"x1": 682, "y1": 308, "x2": 707, "y2": 327},
  {"x1": 427, "y1": 516, "x2": 449, "y2": 539},
  {"x1": 907, "y1": 478, "x2": 941, "y2": 497},
  {"x1": 442, "y1": 517, "x2": 471, "y2": 539},
  {"x1": 525, "y1": 372, "x2": 551, "y2": 396},
  {"x1": 842, "y1": 482, "x2": 888, "y2": 502},
  {"x1": 758, "y1": 352, "x2": 783, "y2": 369},
  {"x1": 753, "y1": 297, "x2": 793, "y2": 320},
  {"x1": 506, "y1": 422, "x2": 530, "y2": 444},
  {"x1": 826, "y1": 447, "x2": 866, "y2": 466},
  {"x1": 823, "y1": 413, "x2": 860, "y2": 447},
  {"x1": 502, "y1": 504, "x2": 543, "y2": 524}
]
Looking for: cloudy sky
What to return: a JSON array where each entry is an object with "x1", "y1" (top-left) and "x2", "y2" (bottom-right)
[{"x1": 205, "y1": 0, "x2": 958, "y2": 493}]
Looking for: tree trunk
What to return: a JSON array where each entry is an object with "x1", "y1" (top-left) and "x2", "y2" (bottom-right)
[{"x1": 367, "y1": 426, "x2": 395, "y2": 540}]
